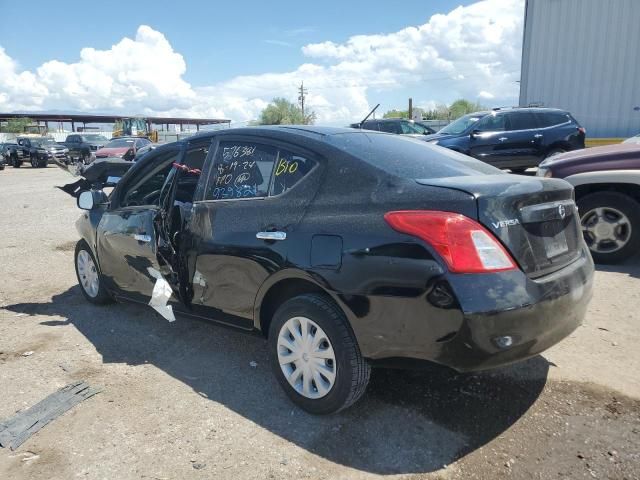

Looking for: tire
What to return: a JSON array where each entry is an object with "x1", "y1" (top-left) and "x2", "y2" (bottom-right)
[
  {"x1": 81, "y1": 152, "x2": 89, "y2": 165},
  {"x1": 12, "y1": 155, "x2": 21, "y2": 168},
  {"x1": 38, "y1": 158, "x2": 47, "y2": 168},
  {"x1": 74, "y1": 240, "x2": 113, "y2": 304},
  {"x1": 577, "y1": 191, "x2": 640, "y2": 264},
  {"x1": 545, "y1": 148, "x2": 566, "y2": 159},
  {"x1": 268, "y1": 293, "x2": 370, "y2": 414},
  {"x1": 31, "y1": 155, "x2": 38, "y2": 168}
]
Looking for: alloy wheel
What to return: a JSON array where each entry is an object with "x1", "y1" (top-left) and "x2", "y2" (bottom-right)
[
  {"x1": 581, "y1": 206, "x2": 632, "y2": 253},
  {"x1": 77, "y1": 250, "x2": 99, "y2": 298},
  {"x1": 277, "y1": 316, "x2": 337, "y2": 399}
]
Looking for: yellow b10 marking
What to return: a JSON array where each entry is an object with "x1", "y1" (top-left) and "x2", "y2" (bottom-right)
[{"x1": 275, "y1": 158, "x2": 298, "y2": 176}]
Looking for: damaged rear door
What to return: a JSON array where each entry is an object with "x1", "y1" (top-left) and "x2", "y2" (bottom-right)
[{"x1": 96, "y1": 146, "x2": 182, "y2": 314}]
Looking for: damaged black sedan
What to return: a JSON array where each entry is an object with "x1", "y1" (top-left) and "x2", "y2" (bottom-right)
[{"x1": 66, "y1": 126, "x2": 594, "y2": 414}]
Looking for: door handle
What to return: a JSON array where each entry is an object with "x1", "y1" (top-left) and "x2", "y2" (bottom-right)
[
  {"x1": 499, "y1": 137, "x2": 508, "y2": 142},
  {"x1": 134, "y1": 234, "x2": 152, "y2": 243},
  {"x1": 533, "y1": 134, "x2": 543, "y2": 138},
  {"x1": 256, "y1": 231, "x2": 286, "y2": 241}
]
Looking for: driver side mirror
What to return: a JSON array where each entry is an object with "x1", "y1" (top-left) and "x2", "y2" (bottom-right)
[
  {"x1": 470, "y1": 129, "x2": 481, "y2": 138},
  {"x1": 78, "y1": 190, "x2": 108, "y2": 210}
]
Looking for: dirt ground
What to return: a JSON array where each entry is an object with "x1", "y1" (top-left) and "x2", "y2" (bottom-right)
[{"x1": 1, "y1": 166, "x2": 639, "y2": 480}]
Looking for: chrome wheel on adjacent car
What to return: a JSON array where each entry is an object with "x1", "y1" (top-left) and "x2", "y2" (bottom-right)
[
  {"x1": 581, "y1": 207, "x2": 631, "y2": 254},
  {"x1": 577, "y1": 192, "x2": 640, "y2": 264},
  {"x1": 77, "y1": 249, "x2": 99, "y2": 298},
  {"x1": 277, "y1": 316, "x2": 336, "y2": 399}
]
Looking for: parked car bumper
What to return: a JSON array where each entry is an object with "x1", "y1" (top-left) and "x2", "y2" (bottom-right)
[
  {"x1": 343, "y1": 246, "x2": 594, "y2": 372},
  {"x1": 435, "y1": 247, "x2": 593, "y2": 371}
]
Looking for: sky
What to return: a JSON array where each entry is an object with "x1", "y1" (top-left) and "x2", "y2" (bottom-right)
[{"x1": 0, "y1": 0, "x2": 525, "y2": 126}]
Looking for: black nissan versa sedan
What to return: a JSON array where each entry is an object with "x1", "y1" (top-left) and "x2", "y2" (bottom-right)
[{"x1": 68, "y1": 126, "x2": 594, "y2": 414}]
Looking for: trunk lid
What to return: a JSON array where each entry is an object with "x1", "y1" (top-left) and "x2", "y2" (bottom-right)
[{"x1": 416, "y1": 174, "x2": 582, "y2": 278}]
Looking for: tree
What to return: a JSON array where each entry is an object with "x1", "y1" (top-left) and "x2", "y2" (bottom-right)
[
  {"x1": 0, "y1": 117, "x2": 33, "y2": 133},
  {"x1": 383, "y1": 109, "x2": 409, "y2": 119},
  {"x1": 448, "y1": 99, "x2": 486, "y2": 120},
  {"x1": 257, "y1": 98, "x2": 316, "y2": 125},
  {"x1": 383, "y1": 98, "x2": 486, "y2": 122},
  {"x1": 383, "y1": 107, "x2": 425, "y2": 119}
]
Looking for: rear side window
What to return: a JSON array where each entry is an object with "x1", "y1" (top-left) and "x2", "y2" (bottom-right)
[
  {"x1": 378, "y1": 122, "x2": 401, "y2": 134},
  {"x1": 362, "y1": 121, "x2": 379, "y2": 131},
  {"x1": 506, "y1": 112, "x2": 538, "y2": 131},
  {"x1": 476, "y1": 113, "x2": 506, "y2": 131},
  {"x1": 205, "y1": 141, "x2": 277, "y2": 200},
  {"x1": 271, "y1": 151, "x2": 315, "y2": 196},
  {"x1": 536, "y1": 112, "x2": 571, "y2": 127}
]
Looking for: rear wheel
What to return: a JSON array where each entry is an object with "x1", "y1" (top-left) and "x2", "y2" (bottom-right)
[
  {"x1": 578, "y1": 191, "x2": 640, "y2": 264},
  {"x1": 268, "y1": 293, "x2": 370, "y2": 414},
  {"x1": 74, "y1": 240, "x2": 113, "y2": 304}
]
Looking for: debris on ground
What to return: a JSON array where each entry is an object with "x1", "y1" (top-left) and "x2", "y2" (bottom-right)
[{"x1": 0, "y1": 380, "x2": 102, "y2": 450}]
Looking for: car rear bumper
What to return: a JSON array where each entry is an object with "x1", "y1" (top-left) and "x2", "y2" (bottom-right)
[
  {"x1": 436, "y1": 248, "x2": 594, "y2": 372},
  {"x1": 344, "y1": 246, "x2": 594, "y2": 371}
]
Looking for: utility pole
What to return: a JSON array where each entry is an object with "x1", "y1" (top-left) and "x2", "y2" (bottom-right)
[
  {"x1": 298, "y1": 81, "x2": 308, "y2": 123},
  {"x1": 408, "y1": 97, "x2": 413, "y2": 119}
]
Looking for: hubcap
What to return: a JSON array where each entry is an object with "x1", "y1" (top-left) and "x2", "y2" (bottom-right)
[
  {"x1": 77, "y1": 250, "x2": 99, "y2": 298},
  {"x1": 277, "y1": 316, "x2": 336, "y2": 399},
  {"x1": 581, "y1": 207, "x2": 632, "y2": 253}
]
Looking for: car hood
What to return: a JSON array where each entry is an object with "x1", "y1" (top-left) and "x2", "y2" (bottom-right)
[
  {"x1": 96, "y1": 146, "x2": 130, "y2": 156},
  {"x1": 422, "y1": 132, "x2": 456, "y2": 141},
  {"x1": 540, "y1": 143, "x2": 640, "y2": 178}
]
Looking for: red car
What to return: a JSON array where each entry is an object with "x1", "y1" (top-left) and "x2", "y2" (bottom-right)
[
  {"x1": 95, "y1": 137, "x2": 152, "y2": 161},
  {"x1": 537, "y1": 143, "x2": 640, "y2": 263}
]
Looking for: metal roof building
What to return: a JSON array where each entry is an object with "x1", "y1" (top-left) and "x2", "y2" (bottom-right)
[
  {"x1": 519, "y1": 0, "x2": 640, "y2": 138},
  {"x1": 0, "y1": 112, "x2": 230, "y2": 132}
]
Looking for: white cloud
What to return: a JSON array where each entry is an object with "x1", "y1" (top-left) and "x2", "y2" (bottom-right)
[{"x1": 0, "y1": 0, "x2": 524, "y2": 124}]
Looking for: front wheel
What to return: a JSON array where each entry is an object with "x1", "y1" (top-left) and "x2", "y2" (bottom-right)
[
  {"x1": 578, "y1": 191, "x2": 640, "y2": 264},
  {"x1": 11, "y1": 155, "x2": 21, "y2": 168},
  {"x1": 268, "y1": 293, "x2": 370, "y2": 414},
  {"x1": 74, "y1": 240, "x2": 113, "y2": 304}
]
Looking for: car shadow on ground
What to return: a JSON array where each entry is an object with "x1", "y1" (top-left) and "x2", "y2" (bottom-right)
[
  {"x1": 594, "y1": 255, "x2": 640, "y2": 279},
  {"x1": 4, "y1": 286, "x2": 550, "y2": 475}
]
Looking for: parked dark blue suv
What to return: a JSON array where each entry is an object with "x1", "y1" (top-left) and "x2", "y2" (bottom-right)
[{"x1": 425, "y1": 108, "x2": 586, "y2": 172}]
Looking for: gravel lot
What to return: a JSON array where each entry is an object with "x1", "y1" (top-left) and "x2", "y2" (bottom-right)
[{"x1": 1, "y1": 166, "x2": 639, "y2": 479}]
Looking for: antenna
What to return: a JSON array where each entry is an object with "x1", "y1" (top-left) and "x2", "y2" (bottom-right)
[{"x1": 359, "y1": 104, "x2": 380, "y2": 128}]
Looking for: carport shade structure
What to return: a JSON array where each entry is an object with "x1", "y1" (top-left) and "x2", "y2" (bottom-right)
[{"x1": 0, "y1": 113, "x2": 231, "y2": 133}]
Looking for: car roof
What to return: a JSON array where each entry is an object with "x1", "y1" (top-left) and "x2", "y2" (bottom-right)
[{"x1": 187, "y1": 125, "x2": 367, "y2": 142}]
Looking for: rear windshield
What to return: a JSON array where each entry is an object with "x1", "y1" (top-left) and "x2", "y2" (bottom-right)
[
  {"x1": 326, "y1": 132, "x2": 503, "y2": 179},
  {"x1": 82, "y1": 134, "x2": 108, "y2": 142}
]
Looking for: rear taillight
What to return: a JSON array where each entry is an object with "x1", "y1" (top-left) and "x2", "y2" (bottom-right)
[
  {"x1": 384, "y1": 210, "x2": 517, "y2": 273},
  {"x1": 578, "y1": 127, "x2": 586, "y2": 135}
]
